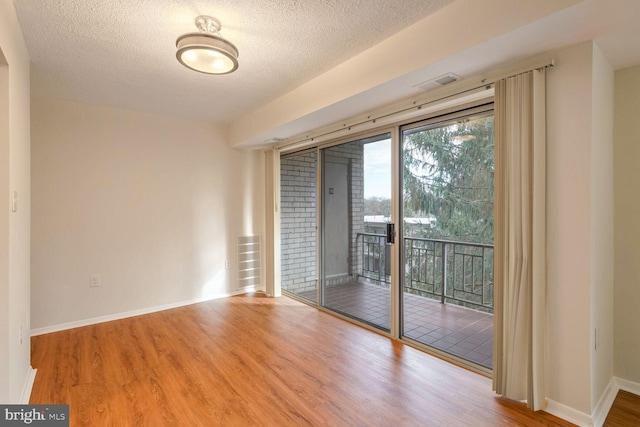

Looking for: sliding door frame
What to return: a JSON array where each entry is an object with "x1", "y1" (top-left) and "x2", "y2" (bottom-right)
[
  {"x1": 279, "y1": 98, "x2": 496, "y2": 374},
  {"x1": 316, "y1": 127, "x2": 398, "y2": 336},
  {"x1": 397, "y1": 102, "x2": 495, "y2": 376}
]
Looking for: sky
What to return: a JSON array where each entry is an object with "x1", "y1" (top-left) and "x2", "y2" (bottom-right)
[{"x1": 364, "y1": 139, "x2": 392, "y2": 199}]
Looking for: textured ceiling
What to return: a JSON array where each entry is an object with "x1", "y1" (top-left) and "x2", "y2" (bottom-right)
[{"x1": 13, "y1": 0, "x2": 454, "y2": 123}]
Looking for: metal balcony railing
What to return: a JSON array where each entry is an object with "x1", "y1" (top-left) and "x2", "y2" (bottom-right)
[
  {"x1": 357, "y1": 233, "x2": 494, "y2": 313},
  {"x1": 359, "y1": 232, "x2": 391, "y2": 285}
]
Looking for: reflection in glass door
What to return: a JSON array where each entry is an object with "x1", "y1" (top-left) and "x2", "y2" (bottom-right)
[
  {"x1": 320, "y1": 133, "x2": 392, "y2": 331},
  {"x1": 401, "y1": 109, "x2": 495, "y2": 369}
]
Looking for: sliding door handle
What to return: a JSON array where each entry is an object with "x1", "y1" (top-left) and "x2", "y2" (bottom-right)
[{"x1": 386, "y1": 223, "x2": 395, "y2": 244}]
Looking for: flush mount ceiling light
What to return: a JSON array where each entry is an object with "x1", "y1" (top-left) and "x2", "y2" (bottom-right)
[{"x1": 176, "y1": 15, "x2": 239, "y2": 75}]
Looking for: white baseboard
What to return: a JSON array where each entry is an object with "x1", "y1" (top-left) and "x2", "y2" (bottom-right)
[
  {"x1": 615, "y1": 376, "x2": 640, "y2": 396},
  {"x1": 545, "y1": 377, "x2": 640, "y2": 427},
  {"x1": 592, "y1": 377, "x2": 619, "y2": 427},
  {"x1": 545, "y1": 399, "x2": 593, "y2": 427},
  {"x1": 30, "y1": 287, "x2": 259, "y2": 336},
  {"x1": 19, "y1": 367, "x2": 37, "y2": 404}
]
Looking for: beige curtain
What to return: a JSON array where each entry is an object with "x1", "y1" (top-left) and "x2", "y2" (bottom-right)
[{"x1": 493, "y1": 69, "x2": 546, "y2": 410}]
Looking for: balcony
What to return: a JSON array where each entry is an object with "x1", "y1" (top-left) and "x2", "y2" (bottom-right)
[
  {"x1": 295, "y1": 235, "x2": 494, "y2": 368},
  {"x1": 317, "y1": 282, "x2": 494, "y2": 369},
  {"x1": 360, "y1": 233, "x2": 494, "y2": 313},
  {"x1": 303, "y1": 234, "x2": 494, "y2": 369}
]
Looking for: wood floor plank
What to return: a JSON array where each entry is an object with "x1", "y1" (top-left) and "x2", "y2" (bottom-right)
[
  {"x1": 604, "y1": 390, "x2": 640, "y2": 427},
  {"x1": 31, "y1": 292, "x2": 576, "y2": 426}
]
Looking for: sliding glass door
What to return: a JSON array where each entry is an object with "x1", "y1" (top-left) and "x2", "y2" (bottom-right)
[
  {"x1": 320, "y1": 133, "x2": 392, "y2": 332},
  {"x1": 400, "y1": 108, "x2": 495, "y2": 369},
  {"x1": 280, "y1": 102, "x2": 496, "y2": 372}
]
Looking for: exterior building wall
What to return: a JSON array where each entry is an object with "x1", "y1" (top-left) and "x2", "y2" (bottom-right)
[
  {"x1": 280, "y1": 152, "x2": 318, "y2": 293},
  {"x1": 323, "y1": 141, "x2": 364, "y2": 285},
  {"x1": 280, "y1": 141, "x2": 365, "y2": 293}
]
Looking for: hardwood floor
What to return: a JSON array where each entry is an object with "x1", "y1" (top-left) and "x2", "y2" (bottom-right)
[
  {"x1": 31, "y1": 292, "x2": 575, "y2": 426},
  {"x1": 604, "y1": 390, "x2": 640, "y2": 426}
]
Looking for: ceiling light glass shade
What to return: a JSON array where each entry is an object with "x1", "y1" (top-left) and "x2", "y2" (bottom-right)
[{"x1": 176, "y1": 33, "x2": 239, "y2": 74}]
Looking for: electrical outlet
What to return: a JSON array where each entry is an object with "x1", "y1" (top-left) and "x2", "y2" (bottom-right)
[
  {"x1": 90, "y1": 274, "x2": 101, "y2": 287},
  {"x1": 225, "y1": 259, "x2": 231, "y2": 270},
  {"x1": 19, "y1": 325, "x2": 23, "y2": 346}
]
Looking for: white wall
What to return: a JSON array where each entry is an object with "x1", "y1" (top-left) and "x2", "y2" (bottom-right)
[
  {"x1": 546, "y1": 41, "x2": 595, "y2": 414},
  {"x1": 589, "y1": 43, "x2": 614, "y2": 411},
  {"x1": 0, "y1": 0, "x2": 32, "y2": 403},
  {"x1": 31, "y1": 97, "x2": 264, "y2": 330},
  {"x1": 613, "y1": 65, "x2": 640, "y2": 383},
  {"x1": 0, "y1": 46, "x2": 9, "y2": 405},
  {"x1": 543, "y1": 40, "x2": 615, "y2": 418}
]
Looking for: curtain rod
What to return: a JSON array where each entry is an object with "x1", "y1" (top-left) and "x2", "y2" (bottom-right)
[
  {"x1": 277, "y1": 86, "x2": 489, "y2": 152},
  {"x1": 276, "y1": 58, "x2": 554, "y2": 153},
  {"x1": 482, "y1": 58, "x2": 554, "y2": 87}
]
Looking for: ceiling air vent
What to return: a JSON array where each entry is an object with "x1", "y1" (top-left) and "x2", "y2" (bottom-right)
[{"x1": 413, "y1": 73, "x2": 461, "y2": 92}]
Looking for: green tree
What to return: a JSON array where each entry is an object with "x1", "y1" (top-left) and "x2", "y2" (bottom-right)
[
  {"x1": 403, "y1": 113, "x2": 494, "y2": 244},
  {"x1": 364, "y1": 196, "x2": 391, "y2": 216}
]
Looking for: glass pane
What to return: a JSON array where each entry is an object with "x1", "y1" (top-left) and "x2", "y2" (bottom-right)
[
  {"x1": 321, "y1": 134, "x2": 391, "y2": 331},
  {"x1": 401, "y1": 112, "x2": 495, "y2": 369},
  {"x1": 280, "y1": 151, "x2": 318, "y2": 302}
]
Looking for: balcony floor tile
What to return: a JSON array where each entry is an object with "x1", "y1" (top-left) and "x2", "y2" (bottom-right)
[{"x1": 294, "y1": 281, "x2": 493, "y2": 369}]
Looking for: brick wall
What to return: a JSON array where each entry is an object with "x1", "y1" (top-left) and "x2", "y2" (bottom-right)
[
  {"x1": 280, "y1": 152, "x2": 317, "y2": 294},
  {"x1": 280, "y1": 141, "x2": 365, "y2": 293}
]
